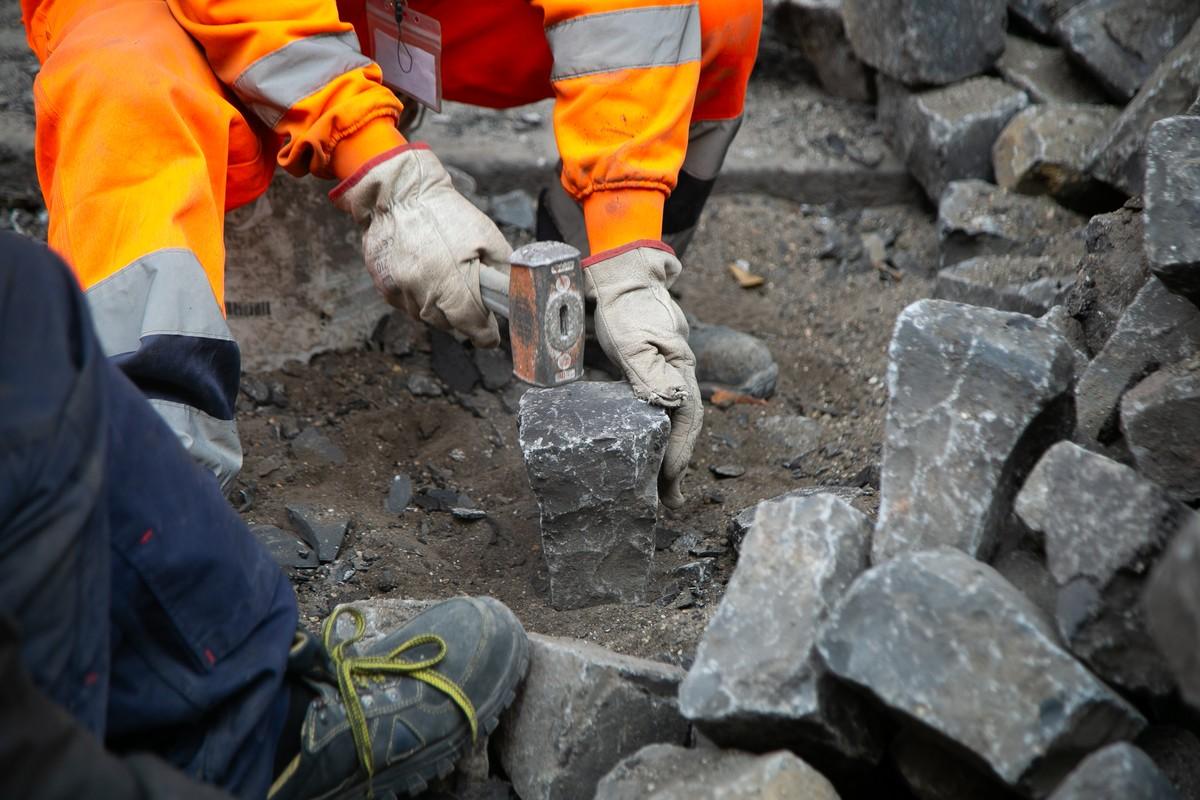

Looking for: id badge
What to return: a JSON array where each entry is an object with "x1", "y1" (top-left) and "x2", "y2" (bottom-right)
[{"x1": 364, "y1": 0, "x2": 443, "y2": 112}]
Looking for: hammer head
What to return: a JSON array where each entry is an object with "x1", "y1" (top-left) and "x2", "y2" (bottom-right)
[{"x1": 507, "y1": 242, "x2": 585, "y2": 387}]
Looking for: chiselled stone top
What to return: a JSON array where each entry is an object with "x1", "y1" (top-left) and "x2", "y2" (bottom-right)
[
  {"x1": 1016, "y1": 441, "x2": 1193, "y2": 586},
  {"x1": 818, "y1": 547, "x2": 1146, "y2": 794}
]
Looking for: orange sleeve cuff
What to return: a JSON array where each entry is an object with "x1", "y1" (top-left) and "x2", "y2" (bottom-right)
[
  {"x1": 330, "y1": 117, "x2": 408, "y2": 181},
  {"x1": 582, "y1": 188, "x2": 666, "y2": 254}
]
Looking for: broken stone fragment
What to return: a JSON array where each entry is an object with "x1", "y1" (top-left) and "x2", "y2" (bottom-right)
[
  {"x1": 726, "y1": 486, "x2": 871, "y2": 553},
  {"x1": 992, "y1": 103, "x2": 1119, "y2": 208},
  {"x1": 1015, "y1": 441, "x2": 1195, "y2": 695},
  {"x1": 996, "y1": 35, "x2": 1108, "y2": 105},
  {"x1": 517, "y1": 382, "x2": 669, "y2": 609},
  {"x1": 754, "y1": 414, "x2": 822, "y2": 468},
  {"x1": 1089, "y1": 19, "x2": 1200, "y2": 195},
  {"x1": 877, "y1": 76, "x2": 1029, "y2": 202},
  {"x1": 430, "y1": 329, "x2": 481, "y2": 395},
  {"x1": 385, "y1": 473, "x2": 413, "y2": 513},
  {"x1": 285, "y1": 505, "x2": 349, "y2": 563},
  {"x1": 1047, "y1": 743, "x2": 1181, "y2": 800},
  {"x1": 680, "y1": 495, "x2": 881, "y2": 769},
  {"x1": 1074, "y1": 278, "x2": 1200, "y2": 448},
  {"x1": 1055, "y1": 0, "x2": 1200, "y2": 103},
  {"x1": 873, "y1": 299, "x2": 1076, "y2": 564},
  {"x1": 251, "y1": 524, "x2": 318, "y2": 569},
  {"x1": 817, "y1": 548, "x2": 1146, "y2": 797},
  {"x1": 1144, "y1": 116, "x2": 1200, "y2": 303},
  {"x1": 497, "y1": 634, "x2": 689, "y2": 800},
  {"x1": 595, "y1": 744, "x2": 840, "y2": 800},
  {"x1": 775, "y1": 0, "x2": 873, "y2": 102},
  {"x1": 472, "y1": 347, "x2": 513, "y2": 391},
  {"x1": 1061, "y1": 201, "x2": 1153, "y2": 356},
  {"x1": 842, "y1": 0, "x2": 1007, "y2": 86},
  {"x1": 1145, "y1": 517, "x2": 1200, "y2": 710},
  {"x1": 934, "y1": 255, "x2": 1074, "y2": 316},
  {"x1": 937, "y1": 180, "x2": 1084, "y2": 269},
  {"x1": 1121, "y1": 359, "x2": 1200, "y2": 503}
]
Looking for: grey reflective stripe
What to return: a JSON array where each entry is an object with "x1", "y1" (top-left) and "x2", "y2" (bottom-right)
[
  {"x1": 546, "y1": 4, "x2": 701, "y2": 82},
  {"x1": 149, "y1": 400, "x2": 243, "y2": 490},
  {"x1": 233, "y1": 31, "x2": 372, "y2": 129},
  {"x1": 86, "y1": 248, "x2": 233, "y2": 359},
  {"x1": 683, "y1": 117, "x2": 743, "y2": 181}
]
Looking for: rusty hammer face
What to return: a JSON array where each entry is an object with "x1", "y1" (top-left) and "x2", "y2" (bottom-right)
[{"x1": 478, "y1": 241, "x2": 585, "y2": 387}]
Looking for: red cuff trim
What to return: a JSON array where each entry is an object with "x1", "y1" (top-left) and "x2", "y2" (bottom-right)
[
  {"x1": 328, "y1": 142, "x2": 431, "y2": 202},
  {"x1": 582, "y1": 240, "x2": 675, "y2": 269}
]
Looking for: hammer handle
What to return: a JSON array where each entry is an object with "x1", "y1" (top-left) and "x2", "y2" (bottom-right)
[{"x1": 478, "y1": 265, "x2": 510, "y2": 320}]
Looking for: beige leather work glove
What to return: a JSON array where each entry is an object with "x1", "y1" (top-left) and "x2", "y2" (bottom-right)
[
  {"x1": 330, "y1": 144, "x2": 507, "y2": 347},
  {"x1": 585, "y1": 242, "x2": 702, "y2": 509}
]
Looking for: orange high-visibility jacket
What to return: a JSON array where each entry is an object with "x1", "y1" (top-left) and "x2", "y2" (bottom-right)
[{"x1": 23, "y1": 0, "x2": 752, "y2": 249}]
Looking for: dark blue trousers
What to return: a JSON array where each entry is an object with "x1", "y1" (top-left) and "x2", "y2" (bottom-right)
[{"x1": 0, "y1": 233, "x2": 297, "y2": 798}]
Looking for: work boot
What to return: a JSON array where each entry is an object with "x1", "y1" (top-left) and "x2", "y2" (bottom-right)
[{"x1": 269, "y1": 597, "x2": 530, "y2": 800}]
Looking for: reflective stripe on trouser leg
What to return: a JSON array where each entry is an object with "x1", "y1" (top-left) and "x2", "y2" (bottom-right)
[
  {"x1": 86, "y1": 248, "x2": 243, "y2": 488},
  {"x1": 663, "y1": 116, "x2": 742, "y2": 256}
]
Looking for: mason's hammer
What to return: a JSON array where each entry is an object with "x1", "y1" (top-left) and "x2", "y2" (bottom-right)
[{"x1": 478, "y1": 242, "x2": 585, "y2": 387}]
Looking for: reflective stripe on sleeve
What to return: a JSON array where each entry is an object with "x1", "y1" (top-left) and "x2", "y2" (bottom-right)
[
  {"x1": 233, "y1": 31, "x2": 373, "y2": 129},
  {"x1": 545, "y1": 4, "x2": 701, "y2": 82}
]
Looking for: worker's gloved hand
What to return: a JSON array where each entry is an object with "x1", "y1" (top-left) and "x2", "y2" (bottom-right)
[
  {"x1": 331, "y1": 144, "x2": 507, "y2": 348},
  {"x1": 585, "y1": 242, "x2": 701, "y2": 509}
]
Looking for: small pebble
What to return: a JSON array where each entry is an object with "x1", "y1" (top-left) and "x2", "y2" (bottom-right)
[{"x1": 709, "y1": 464, "x2": 746, "y2": 479}]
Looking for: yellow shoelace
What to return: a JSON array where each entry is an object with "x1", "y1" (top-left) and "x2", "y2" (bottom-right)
[{"x1": 321, "y1": 607, "x2": 478, "y2": 787}]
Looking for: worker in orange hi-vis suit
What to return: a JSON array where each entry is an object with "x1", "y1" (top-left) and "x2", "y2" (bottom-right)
[{"x1": 20, "y1": 0, "x2": 761, "y2": 508}]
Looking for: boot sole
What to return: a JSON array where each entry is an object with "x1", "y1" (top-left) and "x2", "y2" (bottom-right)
[{"x1": 322, "y1": 601, "x2": 532, "y2": 800}]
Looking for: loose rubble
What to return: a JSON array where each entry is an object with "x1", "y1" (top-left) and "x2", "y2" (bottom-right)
[
  {"x1": 1121, "y1": 358, "x2": 1200, "y2": 502},
  {"x1": 934, "y1": 254, "x2": 1073, "y2": 316},
  {"x1": 1145, "y1": 517, "x2": 1200, "y2": 710},
  {"x1": 996, "y1": 35, "x2": 1108, "y2": 106},
  {"x1": 817, "y1": 548, "x2": 1146, "y2": 797},
  {"x1": 873, "y1": 299, "x2": 1075, "y2": 563},
  {"x1": 877, "y1": 76, "x2": 1029, "y2": 202},
  {"x1": 497, "y1": 634, "x2": 689, "y2": 800},
  {"x1": 595, "y1": 744, "x2": 840, "y2": 800},
  {"x1": 1143, "y1": 114, "x2": 1200, "y2": 301},
  {"x1": 679, "y1": 495, "x2": 881, "y2": 768},
  {"x1": 937, "y1": 180, "x2": 1084, "y2": 268},
  {"x1": 1047, "y1": 742, "x2": 1181, "y2": 800},
  {"x1": 1016, "y1": 441, "x2": 1195, "y2": 695}
]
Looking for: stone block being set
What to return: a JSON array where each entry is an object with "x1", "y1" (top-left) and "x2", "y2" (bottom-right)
[
  {"x1": 1144, "y1": 116, "x2": 1200, "y2": 303},
  {"x1": 1009, "y1": 0, "x2": 1086, "y2": 37},
  {"x1": 497, "y1": 634, "x2": 689, "y2": 800},
  {"x1": 1122, "y1": 359, "x2": 1200, "y2": 503},
  {"x1": 1089, "y1": 19, "x2": 1200, "y2": 196},
  {"x1": 1048, "y1": 743, "x2": 1181, "y2": 800},
  {"x1": 934, "y1": 255, "x2": 1074, "y2": 316},
  {"x1": 595, "y1": 745, "x2": 840, "y2": 800},
  {"x1": 1145, "y1": 517, "x2": 1200, "y2": 711},
  {"x1": 517, "y1": 382, "x2": 668, "y2": 609},
  {"x1": 996, "y1": 35, "x2": 1108, "y2": 106},
  {"x1": 842, "y1": 0, "x2": 1007, "y2": 87},
  {"x1": 877, "y1": 76, "x2": 1029, "y2": 202},
  {"x1": 775, "y1": 0, "x2": 873, "y2": 102},
  {"x1": 1062, "y1": 202, "x2": 1152, "y2": 356},
  {"x1": 992, "y1": 103, "x2": 1118, "y2": 208},
  {"x1": 873, "y1": 300, "x2": 1076, "y2": 565},
  {"x1": 1055, "y1": 0, "x2": 1200, "y2": 103},
  {"x1": 1015, "y1": 441, "x2": 1196, "y2": 696},
  {"x1": 937, "y1": 180, "x2": 1084, "y2": 269},
  {"x1": 817, "y1": 548, "x2": 1147, "y2": 798},
  {"x1": 679, "y1": 495, "x2": 881, "y2": 768},
  {"x1": 1074, "y1": 278, "x2": 1200, "y2": 448}
]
